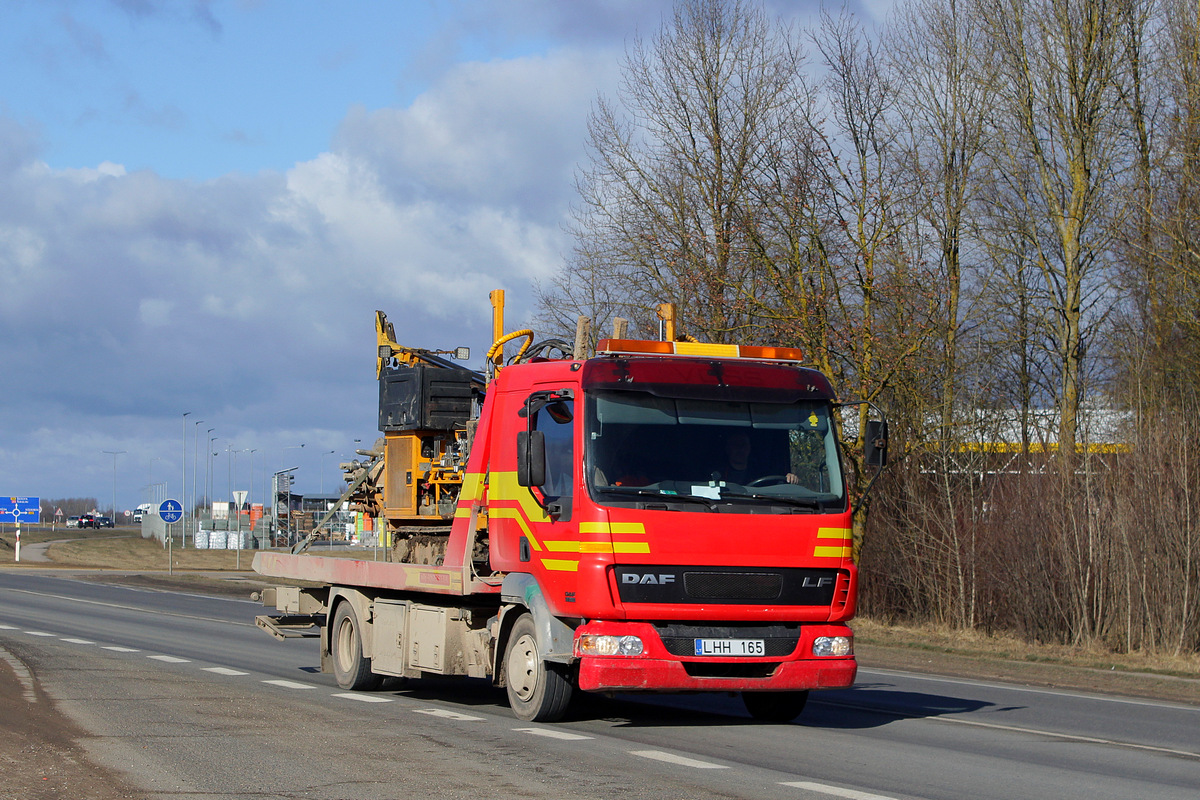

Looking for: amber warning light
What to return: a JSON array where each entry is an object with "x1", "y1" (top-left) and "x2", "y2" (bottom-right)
[{"x1": 595, "y1": 339, "x2": 805, "y2": 363}]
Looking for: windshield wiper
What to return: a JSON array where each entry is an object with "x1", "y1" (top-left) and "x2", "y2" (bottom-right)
[
  {"x1": 717, "y1": 491, "x2": 825, "y2": 511},
  {"x1": 599, "y1": 486, "x2": 716, "y2": 509}
]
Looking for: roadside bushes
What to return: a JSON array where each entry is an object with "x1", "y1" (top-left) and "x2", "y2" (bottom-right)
[{"x1": 859, "y1": 415, "x2": 1200, "y2": 655}]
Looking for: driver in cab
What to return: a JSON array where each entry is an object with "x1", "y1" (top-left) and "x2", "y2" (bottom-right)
[{"x1": 719, "y1": 431, "x2": 799, "y2": 486}]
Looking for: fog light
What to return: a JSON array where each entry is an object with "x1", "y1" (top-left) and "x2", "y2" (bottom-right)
[
  {"x1": 813, "y1": 636, "x2": 852, "y2": 657},
  {"x1": 577, "y1": 634, "x2": 644, "y2": 656}
]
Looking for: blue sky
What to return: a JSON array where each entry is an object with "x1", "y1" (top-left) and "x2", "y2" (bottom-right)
[{"x1": 0, "y1": 0, "x2": 878, "y2": 517}]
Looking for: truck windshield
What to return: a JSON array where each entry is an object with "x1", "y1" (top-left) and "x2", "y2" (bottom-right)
[{"x1": 585, "y1": 389, "x2": 845, "y2": 512}]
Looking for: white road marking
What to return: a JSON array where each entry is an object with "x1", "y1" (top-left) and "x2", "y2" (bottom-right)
[
  {"x1": 934, "y1": 715, "x2": 1200, "y2": 759},
  {"x1": 262, "y1": 679, "x2": 316, "y2": 690},
  {"x1": 412, "y1": 708, "x2": 485, "y2": 721},
  {"x1": 60, "y1": 638, "x2": 95, "y2": 644},
  {"x1": 0, "y1": 624, "x2": 16, "y2": 629},
  {"x1": 780, "y1": 781, "x2": 900, "y2": 800},
  {"x1": 513, "y1": 728, "x2": 594, "y2": 740},
  {"x1": 857, "y1": 667, "x2": 1200, "y2": 712},
  {"x1": 629, "y1": 750, "x2": 728, "y2": 770},
  {"x1": 3, "y1": 586, "x2": 257, "y2": 626},
  {"x1": 102, "y1": 646, "x2": 140, "y2": 652},
  {"x1": 202, "y1": 667, "x2": 249, "y2": 676},
  {"x1": 147, "y1": 655, "x2": 191, "y2": 663},
  {"x1": 333, "y1": 693, "x2": 394, "y2": 703},
  {"x1": 25, "y1": 631, "x2": 55, "y2": 637}
]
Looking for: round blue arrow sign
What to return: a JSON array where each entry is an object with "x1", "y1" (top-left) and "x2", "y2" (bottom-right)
[{"x1": 158, "y1": 499, "x2": 183, "y2": 523}]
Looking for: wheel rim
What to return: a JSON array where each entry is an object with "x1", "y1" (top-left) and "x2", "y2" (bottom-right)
[
  {"x1": 335, "y1": 615, "x2": 356, "y2": 675},
  {"x1": 507, "y1": 633, "x2": 540, "y2": 702}
]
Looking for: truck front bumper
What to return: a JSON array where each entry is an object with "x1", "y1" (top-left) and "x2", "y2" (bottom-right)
[
  {"x1": 577, "y1": 655, "x2": 856, "y2": 693},
  {"x1": 572, "y1": 620, "x2": 857, "y2": 693}
]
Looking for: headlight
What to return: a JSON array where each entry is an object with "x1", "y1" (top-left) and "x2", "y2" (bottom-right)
[
  {"x1": 812, "y1": 636, "x2": 852, "y2": 657},
  {"x1": 577, "y1": 634, "x2": 644, "y2": 657}
]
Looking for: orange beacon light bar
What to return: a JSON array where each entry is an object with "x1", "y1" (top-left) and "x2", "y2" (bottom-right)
[{"x1": 595, "y1": 339, "x2": 806, "y2": 363}]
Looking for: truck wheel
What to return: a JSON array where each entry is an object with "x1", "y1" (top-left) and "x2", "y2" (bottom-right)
[
  {"x1": 503, "y1": 613, "x2": 573, "y2": 722},
  {"x1": 742, "y1": 690, "x2": 808, "y2": 722},
  {"x1": 331, "y1": 602, "x2": 381, "y2": 691}
]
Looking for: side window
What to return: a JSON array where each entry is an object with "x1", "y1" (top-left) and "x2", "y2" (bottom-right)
[{"x1": 535, "y1": 398, "x2": 575, "y2": 512}]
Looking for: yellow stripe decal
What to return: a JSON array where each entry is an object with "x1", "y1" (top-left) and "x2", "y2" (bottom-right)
[
  {"x1": 458, "y1": 472, "x2": 486, "y2": 504},
  {"x1": 613, "y1": 541, "x2": 651, "y2": 554},
  {"x1": 817, "y1": 527, "x2": 852, "y2": 539},
  {"x1": 490, "y1": 472, "x2": 551, "y2": 522},
  {"x1": 542, "y1": 559, "x2": 579, "y2": 572},
  {"x1": 578, "y1": 521, "x2": 647, "y2": 535},
  {"x1": 814, "y1": 545, "x2": 853, "y2": 558},
  {"x1": 487, "y1": 506, "x2": 543, "y2": 551},
  {"x1": 544, "y1": 540, "x2": 582, "y2": 552}
]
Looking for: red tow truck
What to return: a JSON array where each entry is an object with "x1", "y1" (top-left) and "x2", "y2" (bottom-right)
[{"x1": 254, "y1": 295, "x2": 886, "y2": 721}]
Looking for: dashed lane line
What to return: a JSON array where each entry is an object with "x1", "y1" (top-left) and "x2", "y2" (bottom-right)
[
  {"x1": 333, "y1": 693, "x2": 395, "y2": 703},
  {"x1": 25, "y1": 631, "x2": 55, "y2": 637},
  {"x1": 60, "y1": 638, "x2": 95, "y2": 644},
  {"x1": 101, "y1": 646, "x2": 140, "y2": 652},
  {"x1": 412, "y1": 708, "x2": 485, "y2": 721},
  {"x1": 147, "y1": 655, "x2": 191, "y2": 663},
  {"x1": 262, "y1": 679, "x2": 316, "y2": 690},
  {"x1": 513, "y1": 728, "x2": 594, "y2": 741},
  {"x1": 202, "y1": 667, "x2": 249, "y2": 676},
  {"x1": 780, "y1": 781, "x2": 901, "y2": 800},
  {"x1": 629, "y1": 750, "x2": 729, "y2": 770}
]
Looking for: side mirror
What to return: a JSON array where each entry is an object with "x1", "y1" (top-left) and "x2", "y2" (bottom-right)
[
  {"x1": 863, "y1": 419, "x2": 888, "y2": 468},
  {"x1": 517, "y1": 430, "x2": 546, "y2": 487}
]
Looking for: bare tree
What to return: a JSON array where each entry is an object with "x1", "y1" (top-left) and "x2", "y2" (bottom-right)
[
  {"x1": 981, "y1": 0, "x2": 1129, "y2": 456},
  {"x1": 560, "y1": 0, "x2": 806, "y2": 342}
]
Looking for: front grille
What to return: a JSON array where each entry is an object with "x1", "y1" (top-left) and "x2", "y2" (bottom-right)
[
  {"x1": 614, "y1": 565, "x2": 841, "y2": 606},
  {"x1": 684, "y1": 571, "x2": 782, "y2": 600}
]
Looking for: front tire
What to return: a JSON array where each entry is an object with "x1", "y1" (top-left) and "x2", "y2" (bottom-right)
[
  {"x1": 742, "y1": 690, "x2": 809, "y2": 722},
  {"x1": 503, "y1": 613, "x2": 573, "y2": 722},
  {"x1": 330, "y1": 602, "x2": 382, "y2": 691}
]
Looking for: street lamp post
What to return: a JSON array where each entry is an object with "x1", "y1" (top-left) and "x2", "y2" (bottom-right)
[
  {"x1": 207, "y1": 434, "x2": 217, "y2": 515},
  {"x1": 182, "y1": 412, "x2": 191, "y2": 545},
  {"x1": 280, "y1": 444, "x2": 305, "y2": 544},
  {"x1": 193, "y1": 420, "x2": 204, "y2": 530},
  {"x1": 102, "y1": 450, "x2": 125, "y2": 523}
]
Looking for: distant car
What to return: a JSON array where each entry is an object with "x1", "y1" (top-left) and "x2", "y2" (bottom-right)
[
  {"x1": 96, "y1": 516, "x2": 114, "y2": 528},
  {"x1": 78, "y1": 514, "x2": 96, "y2": 529},
  {"x1": 66, "y1": 516, "x2": 81, "y2": 528}
]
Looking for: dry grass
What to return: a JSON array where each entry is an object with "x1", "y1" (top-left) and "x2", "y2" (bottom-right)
[
  {"x1": 854, "y1": 616, "x2": 1200, "y2": 682},
  {"x1": 45, "y1": 534, "x2": 258, "y2": 571}
]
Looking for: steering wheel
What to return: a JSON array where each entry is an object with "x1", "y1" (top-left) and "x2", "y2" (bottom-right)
[{"x1": 746, "y1": 475, "x2": 789, "y2": 487}]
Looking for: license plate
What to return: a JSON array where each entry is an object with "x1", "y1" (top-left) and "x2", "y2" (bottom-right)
[{"x1": 693, "y1": 638, "x2": 765, "y2": 657}]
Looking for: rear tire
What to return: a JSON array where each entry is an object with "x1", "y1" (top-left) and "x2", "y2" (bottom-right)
[
  {"x1": 503, "y1": 613, "x2": 573, "y2": 722},
  {"x1": 742, "y1": 690, "x2": 809, "y2": 722},
  {"x1": 330, "y1": 602, "x2": 382, "y2": 691}
]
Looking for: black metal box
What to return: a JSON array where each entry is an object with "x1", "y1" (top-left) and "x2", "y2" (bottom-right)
[{"x1": 379, "y1": 364, "x2": 475, "y2": 432}]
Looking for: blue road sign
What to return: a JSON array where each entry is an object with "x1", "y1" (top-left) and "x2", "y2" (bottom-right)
[
  {"x1": 0, "y1": 496, "x2": 41, "y2": 524},
  {"x1": 158, "y1": 499, "x2": 183, "y2": 524}
]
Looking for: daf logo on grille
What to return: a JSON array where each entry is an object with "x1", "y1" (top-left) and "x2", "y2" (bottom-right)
[{"x1": 622, "y1": 572, "x2": 676, "y2": 585}]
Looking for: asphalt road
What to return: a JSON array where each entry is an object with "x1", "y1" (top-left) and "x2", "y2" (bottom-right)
[{"x1": 2, "y1": 569, "x2": 1198, "y2": 800}]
